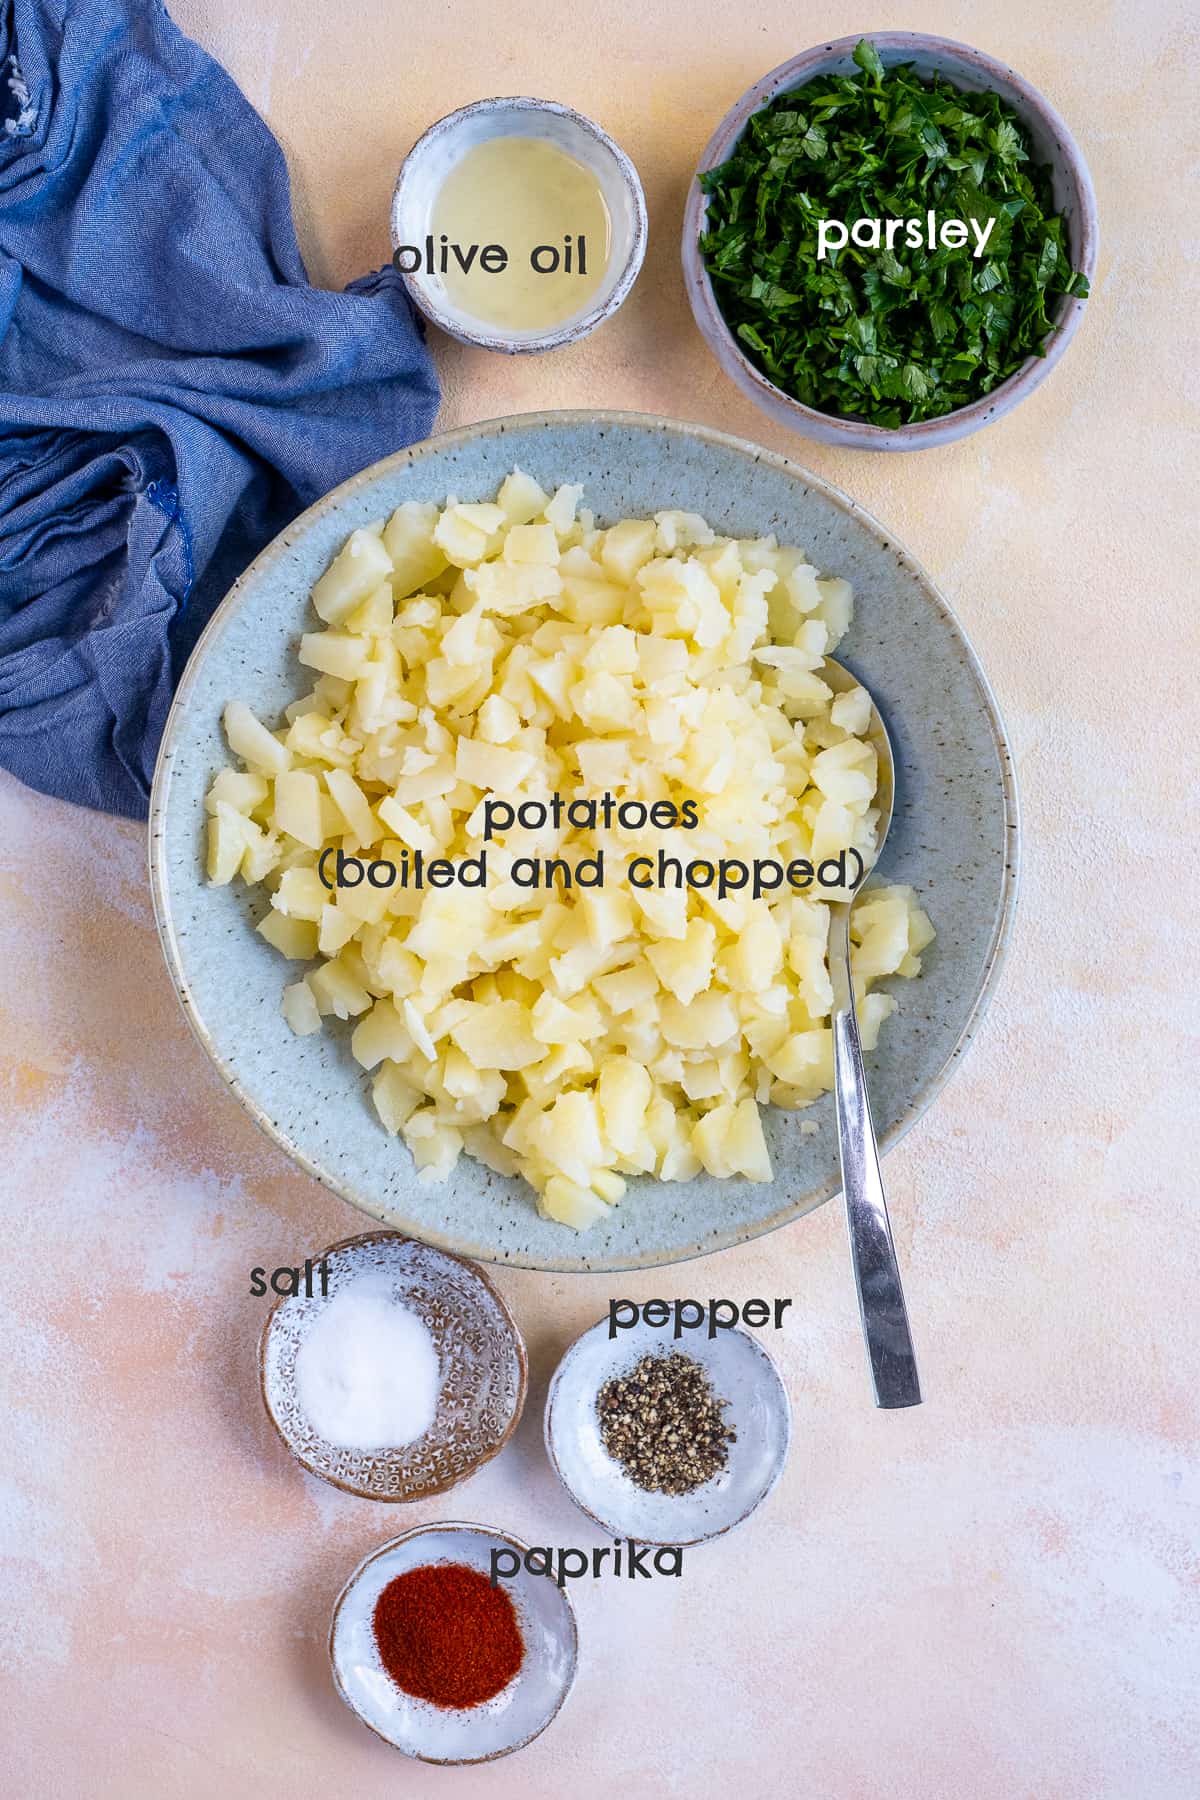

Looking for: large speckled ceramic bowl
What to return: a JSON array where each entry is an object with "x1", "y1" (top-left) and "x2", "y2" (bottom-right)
[
  {"x1": 149, "y1": 411, "x2": 1018, "y2": 1273},
  {"x1": 683, "y1": 33, "x2": 1098, "y2": 450},
  {"x1": 259, "y1": 1232, "x2": 527, "y2": 1501}
]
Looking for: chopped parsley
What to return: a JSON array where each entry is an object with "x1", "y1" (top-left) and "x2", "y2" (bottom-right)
[{"x1": 698, "y1": 40, "x2": 1089, "y2": 427}]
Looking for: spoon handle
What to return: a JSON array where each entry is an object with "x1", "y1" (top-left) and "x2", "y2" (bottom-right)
[{"x1": 827, "y1": 905, "x2": 922, "y2": 1410}]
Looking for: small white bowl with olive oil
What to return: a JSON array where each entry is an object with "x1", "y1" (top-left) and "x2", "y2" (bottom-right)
[{"x1": 391, "y1": 97, "x2": 647, "y2": 353}]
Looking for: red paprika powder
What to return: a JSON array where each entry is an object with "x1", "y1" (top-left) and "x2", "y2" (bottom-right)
[{"x1": 373, "y1": 1562, "x2": 524, "y2": 1709}]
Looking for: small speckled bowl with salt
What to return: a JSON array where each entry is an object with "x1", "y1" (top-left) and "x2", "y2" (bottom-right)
[{"x1": 259, "y1": 1231, "x2": 526, "y2": 1500}]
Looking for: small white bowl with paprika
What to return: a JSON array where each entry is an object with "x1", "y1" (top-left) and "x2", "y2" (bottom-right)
[{"x1": 329, "y1": 1522, "x2": 578, "y2": 1763}]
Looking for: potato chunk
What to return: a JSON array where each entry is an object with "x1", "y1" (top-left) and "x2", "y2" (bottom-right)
[
  {"x1": 450, "y1": 1002, "x2": 544, "y2": 1071},
  {"x1": 311, "y1": 528, "x2": 393, "y2": 624},
  {"x1": 222, "y1": 701, "x2": 290, "y2": 777}
]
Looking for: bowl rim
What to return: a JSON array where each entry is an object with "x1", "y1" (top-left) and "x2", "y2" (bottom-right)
[
  {"x1": 257, "y1": 1228, "x2": 529, "y2": 1500},
  {"x1": 543, "y1": 1316, "x2": 793, "y2": 1545},
  {"x1": 328, "y1": 1519, "x2": 579, "y2": 1764},
  {"x1": 390, "y1": 95, "x2": 648, "y2": 354},
  {"x1": 148, "y1": 407, "x2": 1021, "y2": 1275},
  {"x1": 681, "y1": 30, "x2": 1099, "y2": 449}
]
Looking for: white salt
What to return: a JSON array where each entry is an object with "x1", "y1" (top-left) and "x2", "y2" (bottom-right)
[{"x1": 294, "y1": 1272, "x2": 441, "y2": 1450}]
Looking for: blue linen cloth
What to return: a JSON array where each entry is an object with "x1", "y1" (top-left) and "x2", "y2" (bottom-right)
[{"x1": 0, "y1": 0, "x2": 439, "y2": 817}]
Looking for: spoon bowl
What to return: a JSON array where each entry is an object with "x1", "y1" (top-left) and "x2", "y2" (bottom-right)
[{"x1": 820, "y1": 656, "x2": 896, "y2": 884}]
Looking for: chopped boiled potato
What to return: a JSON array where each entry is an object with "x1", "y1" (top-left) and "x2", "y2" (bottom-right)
[
  {"x1": 222, "y1": 700, "x2": 290, "y2": 777},
  {"x1": 647, "y1": 919, "x2": 716, "y2": 1005},
  {"x1": 310, "y1": 528, "x2": 393, "y2": 624},
  {"x1": 205, "y1": 768, "x2": 268, "y2": 816},
  {"x1": 282, "y1": 981, "x2": 322, "y2": 1036},
  {"x1": 272, "y1": 769, "x2": 324, "y2": 850},
  {"x1": 382, "y1": 501, "x2": 447, "y2": 598},
  {"x1": 503, "y1": 522, "x2": 559, "y2": 565},
  {"x1": 298, "y1": 631, "x2": 370, "y2": 681},
  {"x1": 324, "y1": 767, "x2": 378, "y2": 845},
  {"x1": 206, "y1": 802, "x2": 251, "y2": 885},
  {"x1": 434, "y1": 502, "x2": 505, "y2": 568},
  {"x1": 830, "y1": 684, "x2": 872, "y2": 735},
  {"x1": 540, "y1": 1175, "x2": 611, "y2": 1230},
  {"x1": 205, "y1": 477, "x2": 934, "y2": 1226},
  {"x1": 272, "y1": 865, "x2": 327, "y2": 923},
  {"x1": 450, "y1": 1001, "x2": 544, "y2": 1071},
  {"x1": 257, "y1": 910, "x2": 318, "y2": 960},
  {"x1": 496, "y1": 467, "x2": 550, "y2": 525}
]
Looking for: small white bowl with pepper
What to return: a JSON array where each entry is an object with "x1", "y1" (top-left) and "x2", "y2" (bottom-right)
[{"x1": 544, "y1": 1318, "x2": 791, "y2": 1545}]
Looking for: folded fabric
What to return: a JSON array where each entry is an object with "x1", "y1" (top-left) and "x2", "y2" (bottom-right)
[{"x1": 0, "y1": 0, "x2": 439, "y2": 817}]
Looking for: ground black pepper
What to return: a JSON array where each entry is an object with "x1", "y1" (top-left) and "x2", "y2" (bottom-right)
[{"x1": 596, "y1": 1350, "x2": 736, "y2": 1495}]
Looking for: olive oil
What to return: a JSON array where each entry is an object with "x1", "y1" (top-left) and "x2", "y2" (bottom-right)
[{"x1": 432, "y1": 136, "x2": 610, "y2": 333}]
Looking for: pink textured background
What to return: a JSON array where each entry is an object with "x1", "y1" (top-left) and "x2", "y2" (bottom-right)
[{"x1": 4, "y1": 2, "x2": 1198, "y2": 1795}]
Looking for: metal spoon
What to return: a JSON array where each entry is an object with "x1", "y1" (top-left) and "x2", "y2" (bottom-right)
[{"x1": 821, "y1": 658, "x2": 922, "y2": 1410}]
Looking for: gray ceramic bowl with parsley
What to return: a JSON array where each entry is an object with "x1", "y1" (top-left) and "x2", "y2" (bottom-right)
[{"x1": 682, "y1": 33, "x2": 1098, "y2": 450}]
